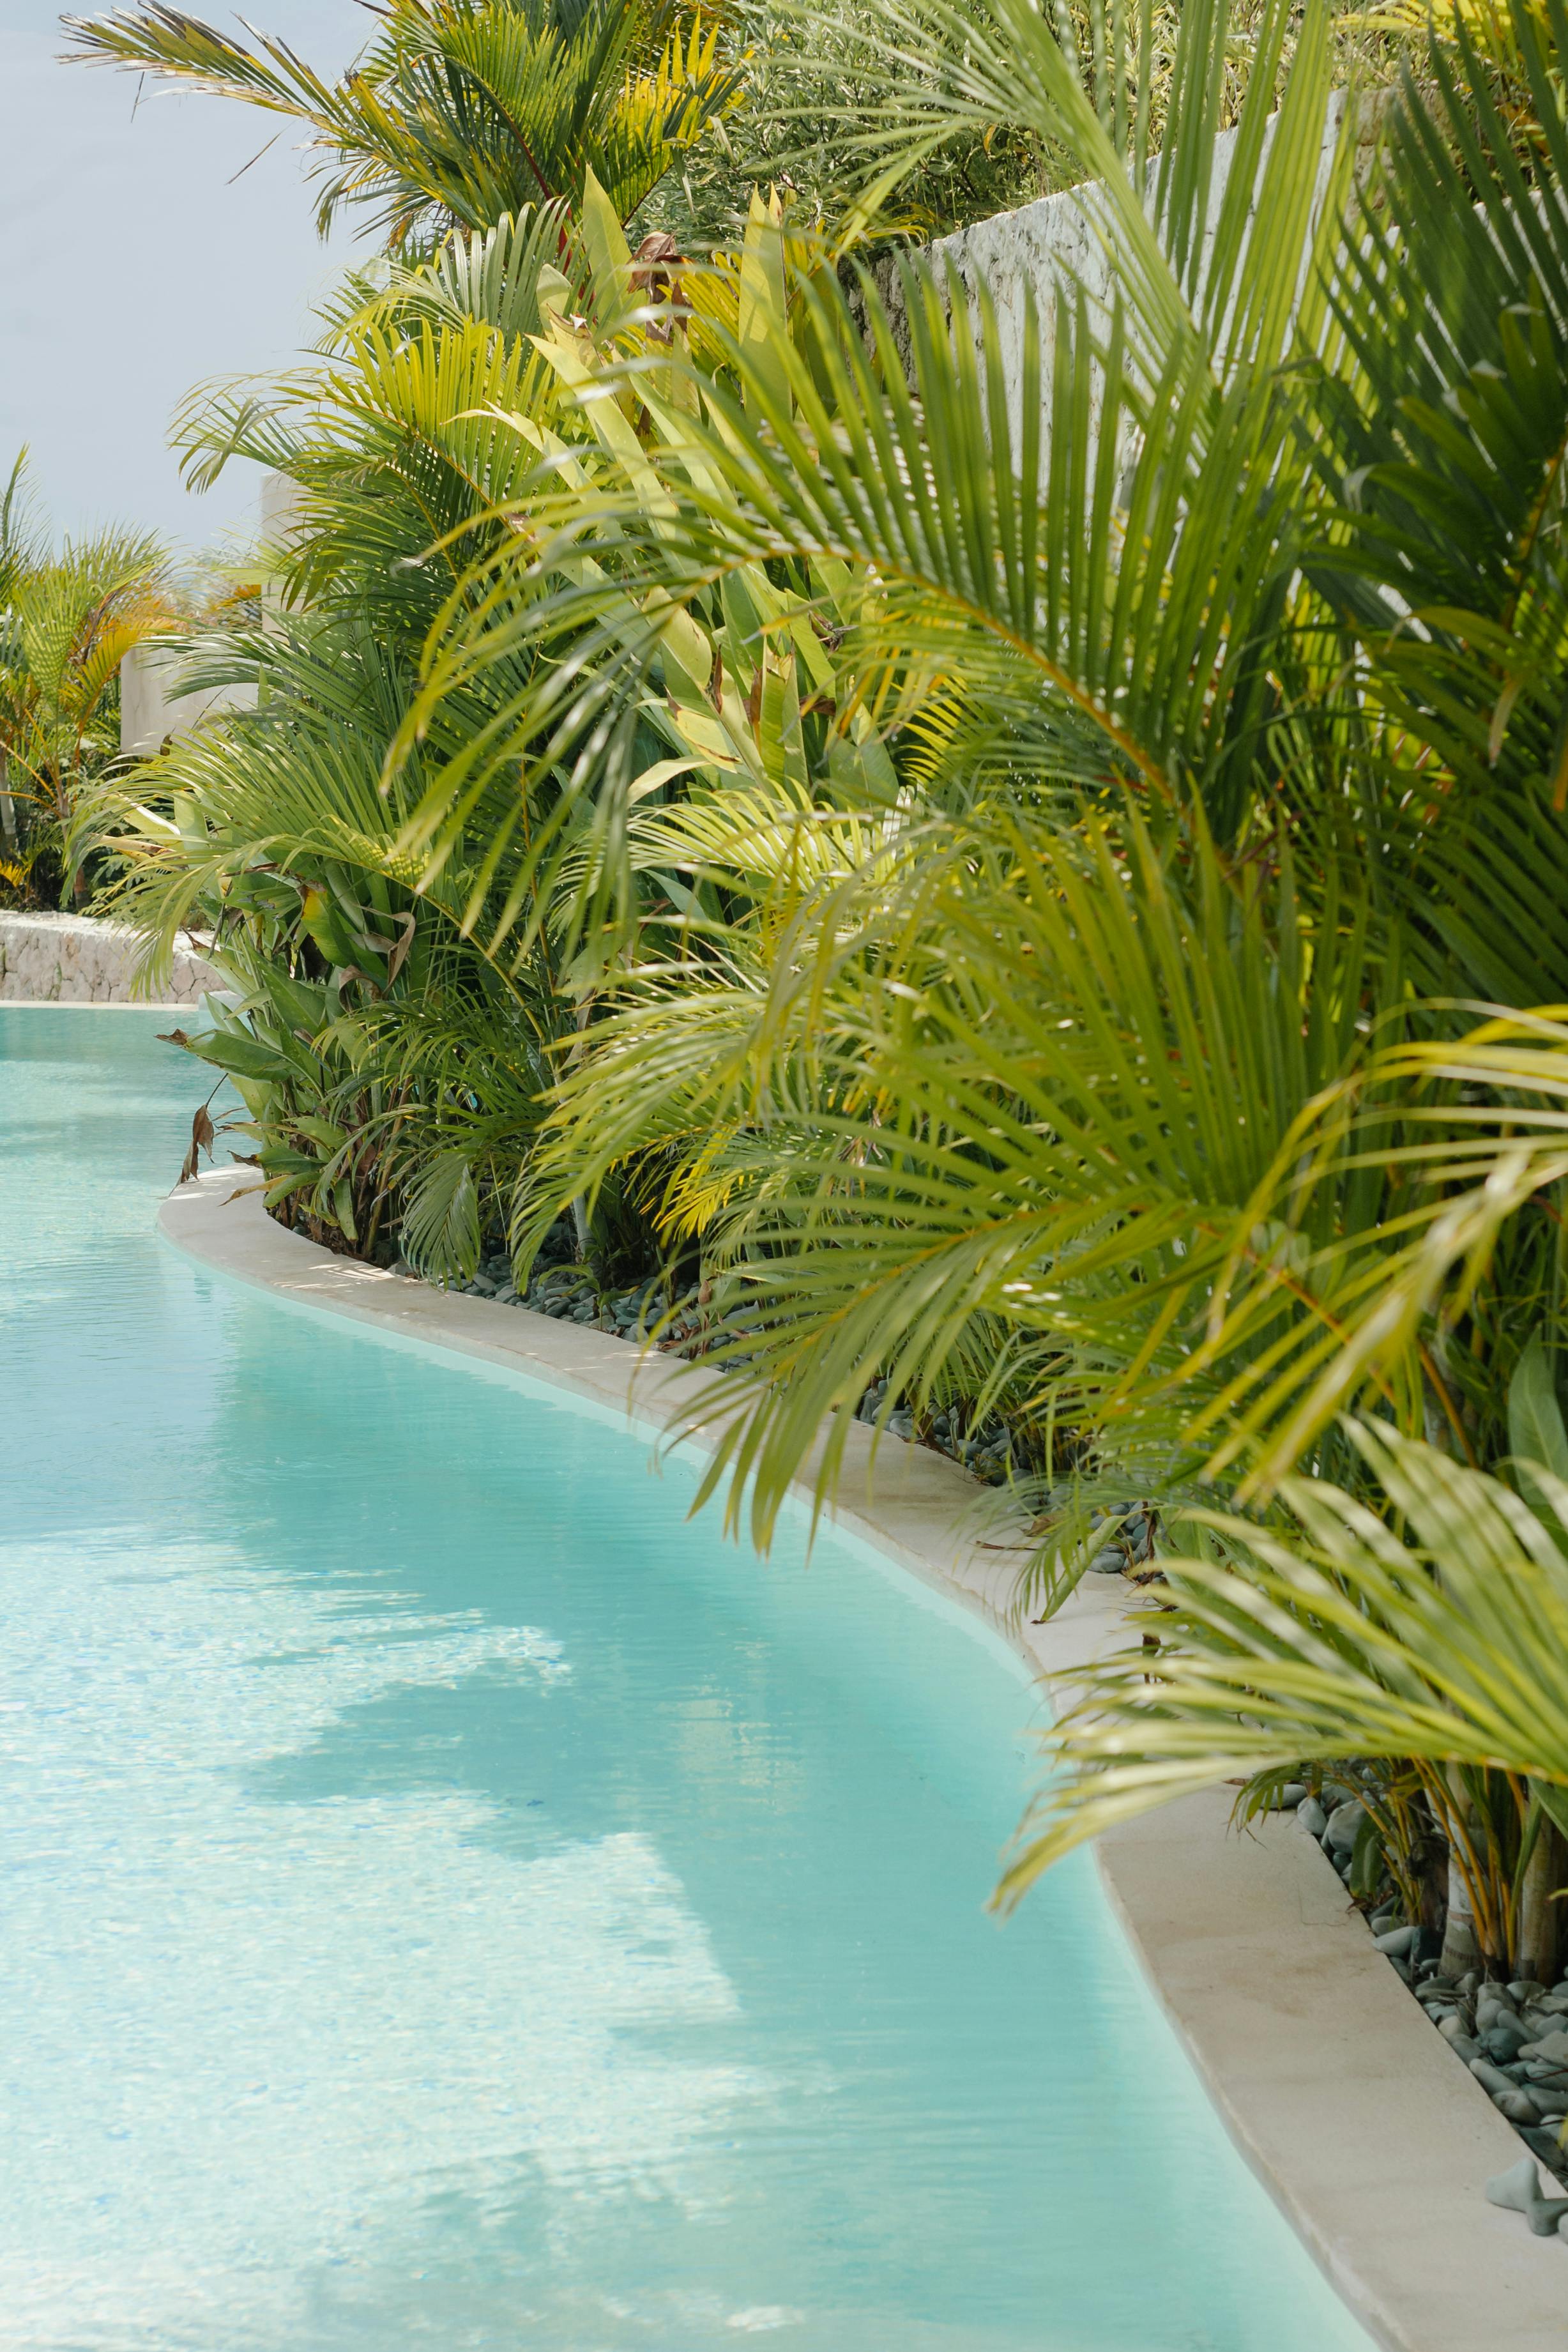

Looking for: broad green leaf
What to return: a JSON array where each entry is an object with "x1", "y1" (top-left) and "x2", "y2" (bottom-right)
[
  {"x1": 737, "y1": 190, "x2": 791, "y2": 424},
  {"x1": 577, "y1": 167, "x2": 633, "y2": 322},
  {"x1": 1510, "y1": 1329, "x2": 1568, "y2": 1530}
]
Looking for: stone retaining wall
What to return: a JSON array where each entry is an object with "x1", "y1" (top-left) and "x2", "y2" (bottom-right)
[
  {"x1": 865, "y1": 95, "x2": 1366, "y2": 448},
  {"x1": 0, "y1": 911, "x2": 224, "y2": 1005}
]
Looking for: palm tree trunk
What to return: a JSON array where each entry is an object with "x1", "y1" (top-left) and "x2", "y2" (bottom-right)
[
  {"x1": 1439, "y1": 1766, "x2": 1484, "y2": 1975},
  {"x1": 1518, "y1": 1794, "x2": 1564, "y2": 1985},
  {"x1": 1440, "y1": 1857, "x2": 1480, "y2": 1973}
]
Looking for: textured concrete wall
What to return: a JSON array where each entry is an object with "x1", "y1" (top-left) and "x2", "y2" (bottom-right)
[
  {"x1": 868, "y1": 96, "x2": 1358, "y2": 448},
  {"x1": 120, "y1": 643, "x2": 258, "y2": 760},
  {"x1": 0, "y1": 911, "x2": 224, "y2": 1004}
]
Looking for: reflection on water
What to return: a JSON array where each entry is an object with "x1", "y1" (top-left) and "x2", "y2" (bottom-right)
[{"x1": 0, "y1": 1011, "x2": 1375, "y2": 2351}]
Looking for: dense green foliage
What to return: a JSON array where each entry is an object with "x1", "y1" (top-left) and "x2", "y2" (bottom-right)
[
  {"x1": 0, "y1": 454, "x2": 174, "y2": 905},
  {"x1": 66, "y1": 0, "x2": 743, "y2": 247},
  {"x1": 64, "y1": 0, "x2": 1568, "y2": 1966}
]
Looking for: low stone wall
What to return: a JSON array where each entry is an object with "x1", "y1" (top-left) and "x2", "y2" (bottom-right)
[{"x1": 0, "y1": 911, "x2": 224, "y2": 1005}]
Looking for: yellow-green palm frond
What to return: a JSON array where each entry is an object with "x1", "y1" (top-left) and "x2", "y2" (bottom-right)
[
  {"x1": 1005, "y1": 1421, "x2": 1568, "y2": 1895},
  {"x1": 65, "y1": 0, "x2": 743, "y2": 244}
]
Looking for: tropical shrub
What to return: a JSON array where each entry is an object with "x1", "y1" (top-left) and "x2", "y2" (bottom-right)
[
  {"x1": 75, "y1": 202, "x2": 582, "y2": 1261},
  {"x1": 356, "y1": 0, "x2": 1568, "y2": 1951},
  {"x1": 68, "y1": 2, "x2": 856, "y2": 1271},
  {"x1": 392, "y1": 0, "x2": 1550, "y2": 1475},
  {"x1": 67, "y1": 0, "x2": 1568, "y2": 1966},
  {"x1": 0, "y1": 453, "x2": 174, "y2": 905}
]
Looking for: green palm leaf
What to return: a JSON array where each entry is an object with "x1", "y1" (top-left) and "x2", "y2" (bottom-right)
[
  {"x1": 1004, "y1": 1420, "x2": 1568, "y2": 1895},
  {"x1": 65, "y1": 0, "x2": 742, "y2": 243}
]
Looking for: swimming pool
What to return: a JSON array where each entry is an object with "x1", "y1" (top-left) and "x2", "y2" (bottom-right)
[{"x1": 0, "y1": 1009, "x2": 1375, "y2": 2351}]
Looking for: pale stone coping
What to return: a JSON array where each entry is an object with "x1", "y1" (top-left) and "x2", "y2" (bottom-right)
[
  {"x1": 0, "y1": 910, "x2": 224, "y2": 1005},
  {"x1": 0, "y1": 1000, "x2": 197, "y2": 1012},
  {"x1": 160, "y1": 1166, "x2": 1567, "y2": 2352}
]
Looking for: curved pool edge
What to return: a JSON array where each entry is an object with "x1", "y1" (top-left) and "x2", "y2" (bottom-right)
[{"x1": 158, "y1": 1167, "x2": 1565, "y2": 2352}]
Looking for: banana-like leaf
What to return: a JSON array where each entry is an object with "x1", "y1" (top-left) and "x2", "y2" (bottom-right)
[{"x1": 1509, "y1": 1328, "x2": 1568, "y2": 1531}]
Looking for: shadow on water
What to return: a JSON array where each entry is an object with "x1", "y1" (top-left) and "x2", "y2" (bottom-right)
[{"x1": 0, "y1": 1011, "x2": 1377, "y2": 2352}]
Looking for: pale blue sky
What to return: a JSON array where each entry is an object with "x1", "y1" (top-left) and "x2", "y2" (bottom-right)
[{"x1": 1, "y1": 5, "x2": 366, "y2": 553}]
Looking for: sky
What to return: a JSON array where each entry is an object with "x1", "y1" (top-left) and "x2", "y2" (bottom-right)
[{"x1": 1, "y1": 4, "x2": 367, "y2": 556}]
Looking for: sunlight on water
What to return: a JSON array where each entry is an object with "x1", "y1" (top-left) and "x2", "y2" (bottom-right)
[{"x1": 0, "y1": 1011, "x2": 1377, "y2": 2351}]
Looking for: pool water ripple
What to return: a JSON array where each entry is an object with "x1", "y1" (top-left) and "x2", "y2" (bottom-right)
[{"x1": 0, "y1": 1012, "x2": 1375, "y2": 2351}]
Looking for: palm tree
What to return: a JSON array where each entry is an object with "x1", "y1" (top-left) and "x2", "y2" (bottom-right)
[
  {"x1": 78, "y1": 195, "x2": 667, "y2": 1264},
  {"x1": 0, "y1": 455, "x2": 173, "y2": 900},
  {"x1": 64, "y1": 0, "x2": 742, "y2": 247},
  {"x1": 345, "y1": 0, "x2": 1568, "y2": 1923}
]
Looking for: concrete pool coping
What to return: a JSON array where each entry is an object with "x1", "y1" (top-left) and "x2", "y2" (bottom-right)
[{"x1": 160, "y1": 1166, "x2": 1566, "y2": 2352}]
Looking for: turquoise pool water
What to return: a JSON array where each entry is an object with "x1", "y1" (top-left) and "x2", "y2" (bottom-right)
[{"x1": 0, "y1": 1010, "x2": 1375, "y2": 2352}]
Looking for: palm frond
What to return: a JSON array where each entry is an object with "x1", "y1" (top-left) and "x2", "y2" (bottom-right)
[
  {"x1": 65, "y1": 0, "x2": 743, "y2": 243},
  {"x1": 1003, "y1": 1421, "x2": 1568, "y2": 1895}
]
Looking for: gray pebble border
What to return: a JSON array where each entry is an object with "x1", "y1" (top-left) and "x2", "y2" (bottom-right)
[
  {"x1": 436, "y1": 1250, "x2": 1109, "y2": 1492},
  {"x1": 404, "y1": 1243, "x2": 1568, "y2": 2245},
  {"x1": 1274, "y1": 1780, "x2": 1568, "y2": 2233}
]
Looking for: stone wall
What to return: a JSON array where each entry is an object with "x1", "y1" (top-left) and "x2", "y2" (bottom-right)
[
  {"x1": 0, "y1": 912, "x2": 225, "y2": 1005},
  {"x1": 868, "y1": 95, "x2": 1360, "y2": 447},
  {"x1": 120, "y1": 643, "x2": 258, "y2": 760}
]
